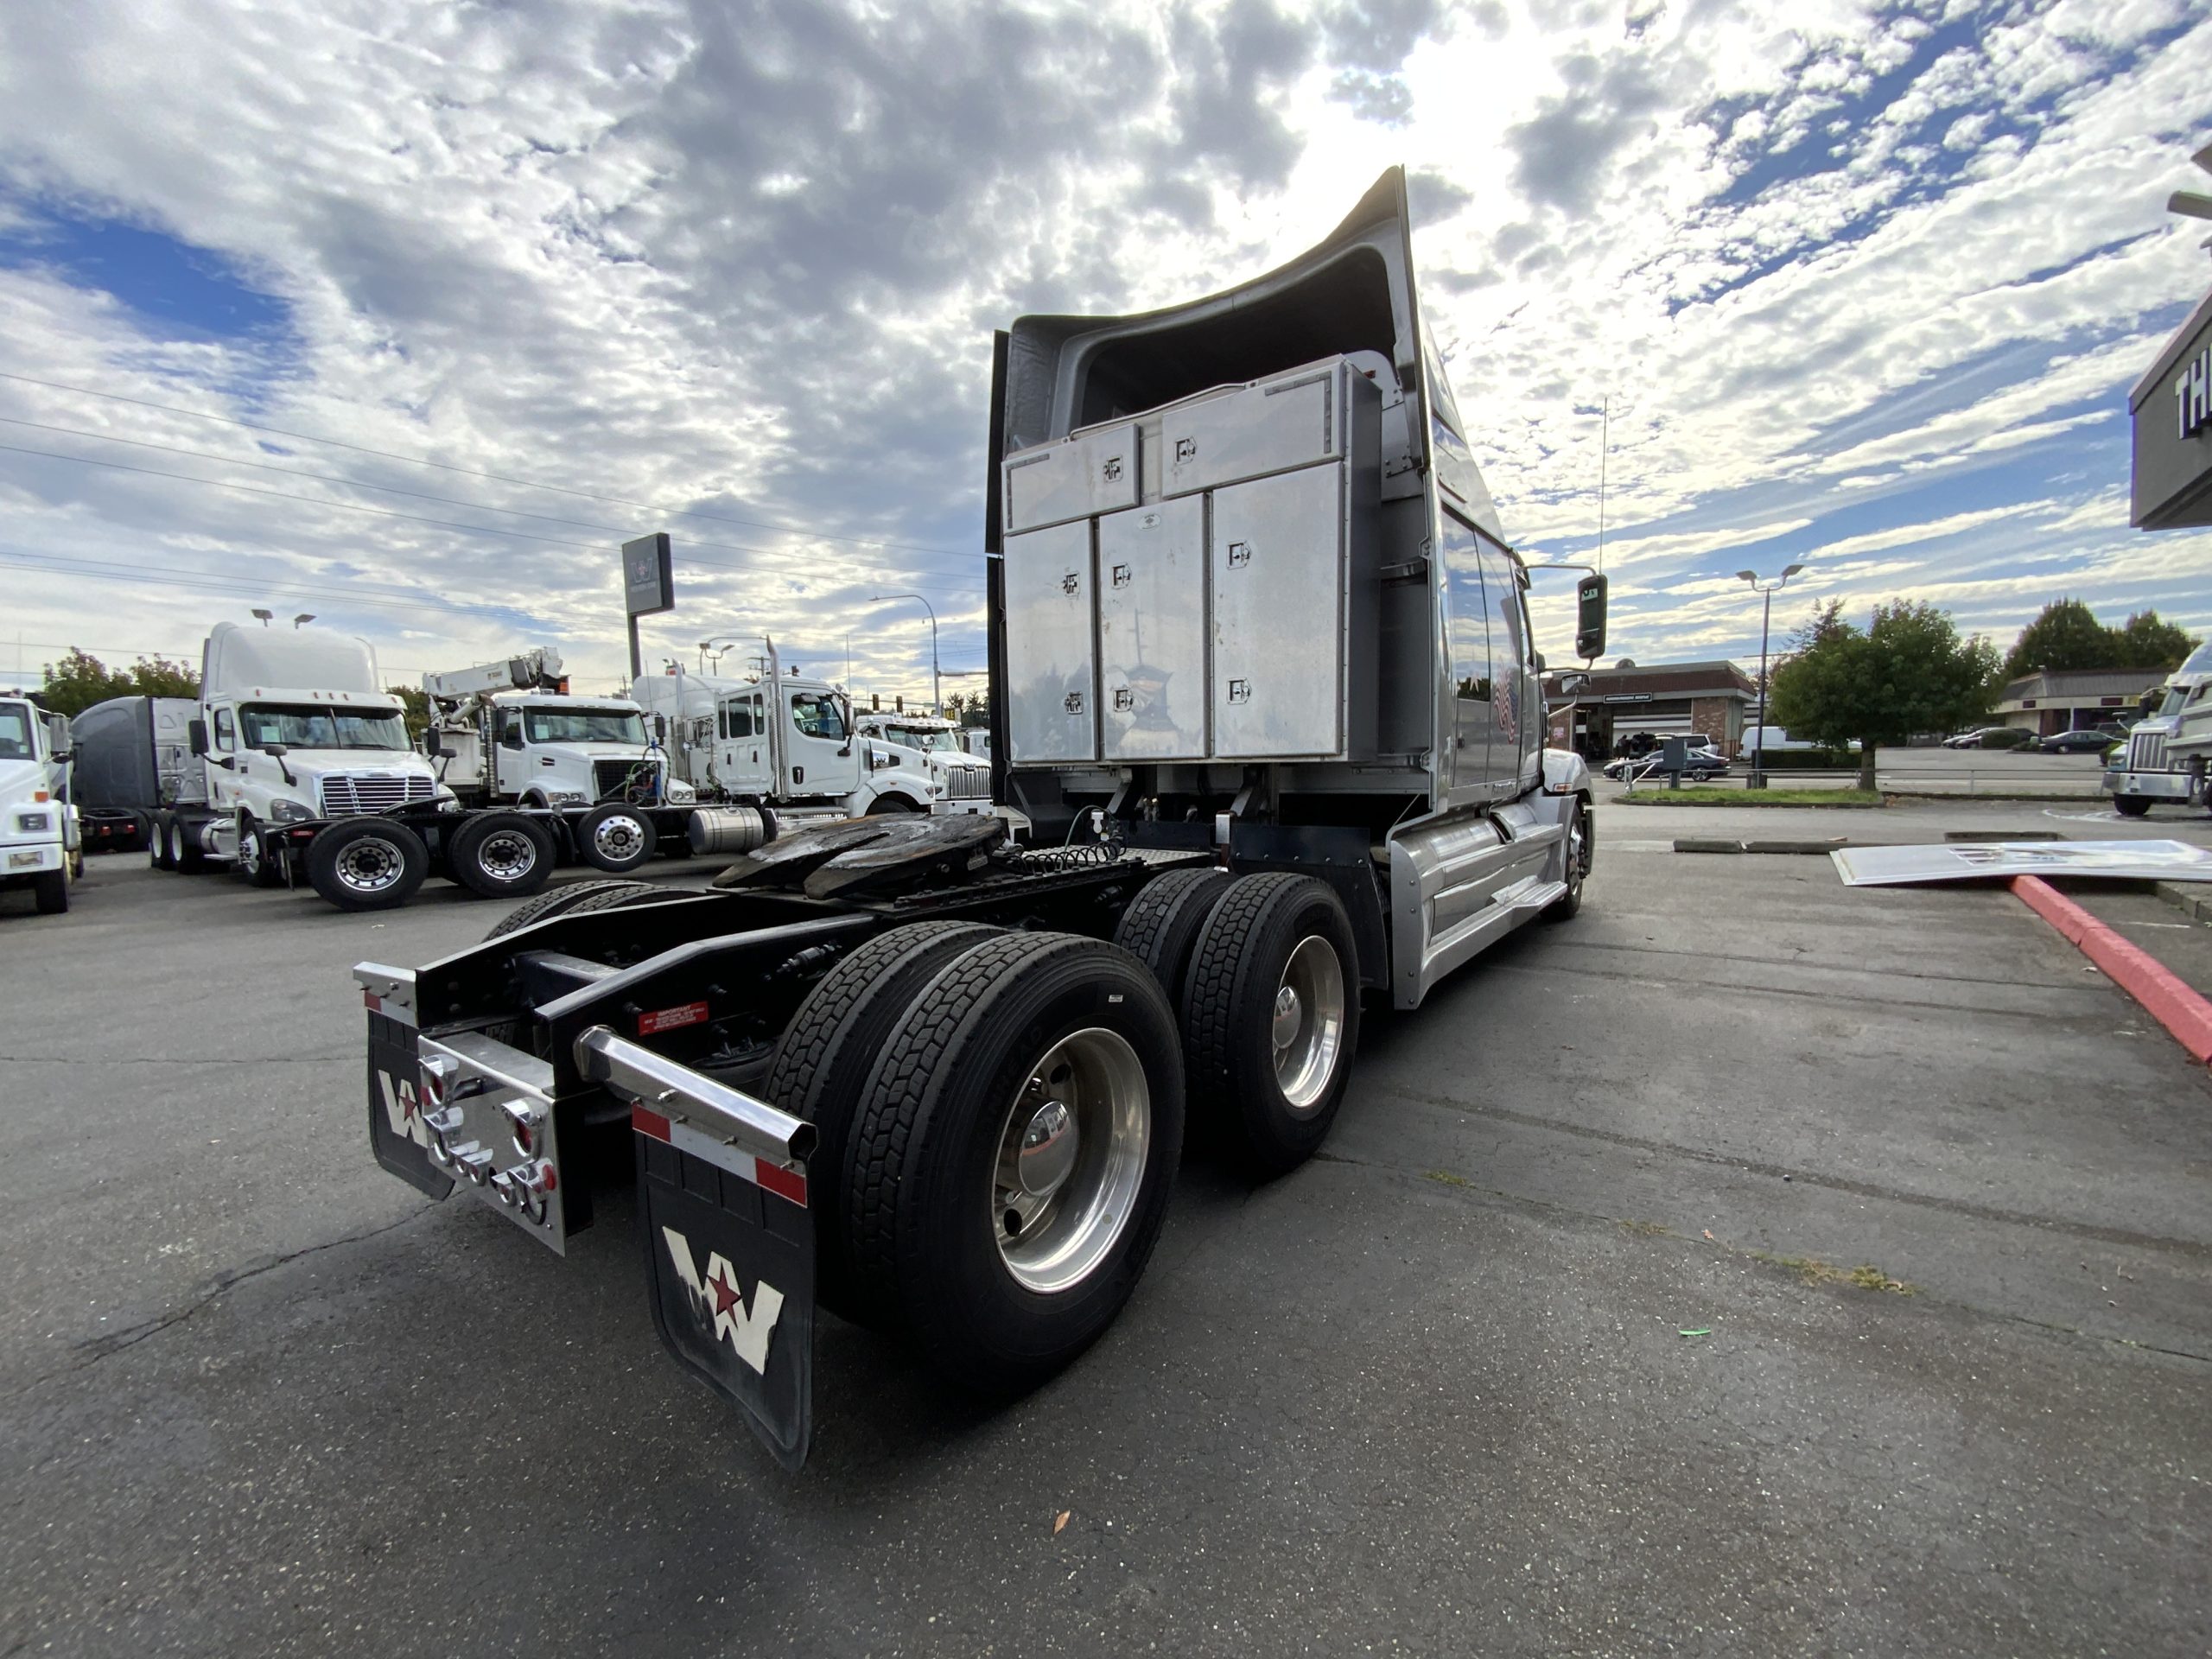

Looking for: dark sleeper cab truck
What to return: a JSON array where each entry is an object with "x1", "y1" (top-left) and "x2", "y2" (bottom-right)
[{"x1": 355, "y1": 169, "x2": 1601, "y2": 1469}]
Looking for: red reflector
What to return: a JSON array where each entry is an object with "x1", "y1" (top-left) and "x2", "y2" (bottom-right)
[
  {"x1": 754, "y1": 1160, "x2": 808, "y2": 1208},
  {"x1": 639, "y1": 1001, "x2": 709, "y2": 1035},
  {"x1": 631, "y1": 1105, "x2": 671, "y2": 1142},
  {"x1": 363, "y1": 991, "x2": 382, "y2": 1014},
  {"x1": 538, "y1": 1163, "x2": 556, "y2": 1192}
]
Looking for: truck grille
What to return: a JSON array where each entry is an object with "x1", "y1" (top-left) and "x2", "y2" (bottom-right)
[
  {"x1": 944, "y1": 768, "x2": 990, "y2": 801},
  {"x1": 320, "y1": 772, "x2": 435, "y2": 816},
  {"x1": 594, "y1": 758, "x2": 659, "y2": 801},
  {"x1": 2127, "y1": 730, "x2": 2169, "y2": 771}
]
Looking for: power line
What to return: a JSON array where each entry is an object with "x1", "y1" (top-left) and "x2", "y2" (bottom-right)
[
  {"x1": 0, "y1": 440, "x2": 982, "y2": 595},
  {"x1": 0, "y1": 367, "x2": 972, "y2": 559},
  {"x1": 0, "y1": 412, "x2": 987, "y2": 582}
]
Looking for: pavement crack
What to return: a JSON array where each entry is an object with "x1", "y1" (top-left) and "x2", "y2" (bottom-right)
[
  {"x1": 1489, "y1": 957, "x2": 2117, "y2": 1024},
  {"x1": 1311, "y1": 1148, "x2": 2212, "y2": 1367},
  {"x1": 1385, "y1": 1087, "x2": 2212, "y2": 1259},
  {"x1": 7, "y1": 1206, "x2": 436, "y2": 1403}
]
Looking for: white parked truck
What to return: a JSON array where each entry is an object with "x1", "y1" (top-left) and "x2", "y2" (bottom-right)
[
  {"x1": 850, "y1": 712, "x2": 994, "y2": 813},
  {"x1": 2101, "y1": 639, "x2": 2212, "y2": 816},
  {"x1": 419, "y1": 649, "x2": 728, "y2": 892},
  {"x1": 73, "y1": 623, "x2": 459, "y2": 910},
  {"x1": 353, "y1": 167, "x2": 1597, "y2": 1470},
  {"x1": 0, "y1": 694, "x2": 79, "y2": 915},
  {"x1": 632, "y1": 648, "x2": 944, "y2": 849}
]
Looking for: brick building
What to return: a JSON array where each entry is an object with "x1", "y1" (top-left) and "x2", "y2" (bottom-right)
[
  {"x1": 1993, "y1": 668, "x2": 2163, "y2": 737},
  {"x1": 1541, "y1": 660, "x2": 1759, "y2": 760}
]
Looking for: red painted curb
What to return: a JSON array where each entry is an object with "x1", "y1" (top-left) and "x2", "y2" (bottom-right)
[{"x1": 2012, "y1": 875, "x2": 2212, "y2": 1065}]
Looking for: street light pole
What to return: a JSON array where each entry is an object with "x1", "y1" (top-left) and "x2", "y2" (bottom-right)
[
  {"x1": 869, "y1": 593, "x2": 939, "y2": 715},
  {"x1": 1736, "y1": 564, "x2": 1806, "y2": 790}
]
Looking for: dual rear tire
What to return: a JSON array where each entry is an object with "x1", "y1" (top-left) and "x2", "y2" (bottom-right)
[{"x1": 769, "y1": 927, "x2": 1185, "y2": 1390}]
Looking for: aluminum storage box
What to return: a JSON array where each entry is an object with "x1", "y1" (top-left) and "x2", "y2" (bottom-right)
[
  {"x1": 1160, "y1": 359, "x2": 1359, "y2": 499},
  {"x1": 1003, "y1": 518, "x2": 1100, "y2": 764},
  {"x1": 1001, "y1": 422, "x2": 1140, "y2": 534},
  {"x1": 1211, "y1": 463, "x2": 1356, "y2": 760},
  {"x1": 1097, "y1": 496, "x2": 1208, "y2": 762}
]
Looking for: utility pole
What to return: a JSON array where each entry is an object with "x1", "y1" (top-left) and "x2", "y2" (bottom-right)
[
  {"x1": 868, "y1": 593, "x2": 939, "y2": 716},
  {"x1": 1737, "y1": 564, "x2": 1806, "y2": 789}
]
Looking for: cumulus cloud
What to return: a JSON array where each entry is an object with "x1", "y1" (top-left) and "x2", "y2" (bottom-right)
[{"x1": 0, "y1": 0, "x2": 2205, "y2": 698}]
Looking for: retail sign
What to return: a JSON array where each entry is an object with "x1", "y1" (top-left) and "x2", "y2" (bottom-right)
[
  {"x1": 624, "y1": 532, "x2": 674, "y2": 617},
  {"x1": 2132, "y1": 293, "x2": 2212, "y2": 529},
  {"x1": 2177, "y1": 342, "x2": 2210, "y2": 440}
]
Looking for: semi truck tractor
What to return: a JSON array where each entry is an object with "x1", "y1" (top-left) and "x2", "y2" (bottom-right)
[
  {"x1": 632, "y1": 649, "x2": 944, "y2": 840},
  {"x1": 851, "y1": 710, "x2": 994, "y2": 812},
  {"x1": 0, "y1": 693, "x2": 79, "y2": 915},
  {"x1": 73, "y1": 623, "x2": 459, "y2": 910},
  {"x1": 353, "y1": 167, "x2": 1598, "y2": 1470},
  {"x1": 2101, "y1": 638, "x2": 2212, "y2": 816},
  {"x1": 419, "y1": 649, "x2": 721, "y2": 886}
]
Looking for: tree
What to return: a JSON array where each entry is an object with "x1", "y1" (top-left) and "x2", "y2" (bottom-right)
[
  {"x1": 387, "y1": 685, "x2": 430, "y2": 741},
  {"x1": 37, "y1": 648, "x2": 200, "y2": 719},
  {"x1": 1770, "y1": 600, "x2": 2000, "y2": 788},
  {"x1": 2002, "y1": 599, "x2": 2113, "y2": 679},
  {"x1": 944, "y1": 687, "x2": 994, "y2": 728},
  {"x1": 2112, "y1": 610, "x2": 2199, "y2": 672}
]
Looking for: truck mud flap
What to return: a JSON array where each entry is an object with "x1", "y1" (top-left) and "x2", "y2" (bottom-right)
[
  {"x1": 358, "y1": 964, "x2": 454, "y2": 1200},
  {"x1": 576, "y1": 1027, "x2": 819, "y2": 1471}
]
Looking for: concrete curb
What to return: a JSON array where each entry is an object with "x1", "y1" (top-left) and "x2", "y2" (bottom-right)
[
  {"x1": 1670, "y1": 837, "x2": 1865, "y2": 855},
  {"x1": 2155, "y1": 880, "x2": 2212, "y2": 923},
  {"x1": 2012, "y1": 875, "x2": 2212, "y2": 1065},
  {"x1": 1672, "y1": 837, "x2": 1744, "y2": 854}
]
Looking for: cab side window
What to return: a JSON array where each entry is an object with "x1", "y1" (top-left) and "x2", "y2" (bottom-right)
[
  {"x1": 213, "y1": 708, "x2": 236, "y2": 752},
  {"x1": 791, "y1": 692, "x2": 847, "y2": 741}
]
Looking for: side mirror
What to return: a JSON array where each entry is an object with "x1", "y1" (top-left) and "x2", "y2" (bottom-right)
[
  {"x1": 653, "y1": 714, "x2": 668, "y2": 743},
  {"x1": 420, "y1": 729, "x2": 445, "y2": 758},
  {"x1": 1575, "y1": 575, "x2": 1609, "y2": 662},
  {"x1": 263, "y1": 742, "x2": 289, "y2": 759},
  {"x1": 188, "y1": 717, "x2": 209, "y2": 757},
  {"x1": 1530, "y1": 650, "x2": 1547, "y2": 675}
]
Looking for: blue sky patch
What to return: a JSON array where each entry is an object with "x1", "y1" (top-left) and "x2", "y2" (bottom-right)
[{"x1": 0, "y1": 200, "x2": 290, "y2": 341}]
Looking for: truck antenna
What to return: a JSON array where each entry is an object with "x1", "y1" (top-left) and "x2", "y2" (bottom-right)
[{"x1": 1597, "y1": 396, "x2": 1608, "y2": 577}]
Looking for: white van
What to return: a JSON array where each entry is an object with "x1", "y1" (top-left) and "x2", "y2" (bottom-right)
[{"x1": 1741, "y1": 726, "x2": 1853, "y2": 754}]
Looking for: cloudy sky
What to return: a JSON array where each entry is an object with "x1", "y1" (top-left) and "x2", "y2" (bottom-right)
[{"x1": 0, "y1": 0, "x2": 2206, "y2": 703}]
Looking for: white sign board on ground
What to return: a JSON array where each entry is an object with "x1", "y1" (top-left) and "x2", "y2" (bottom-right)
[{"x1": 1831, "y1": 839, "x2": 2212, "y2": 887}]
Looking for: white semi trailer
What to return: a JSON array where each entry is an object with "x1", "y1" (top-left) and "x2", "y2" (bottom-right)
[{"x1": 352, "y1": 167, "x2": 1599, "y2": 1469}]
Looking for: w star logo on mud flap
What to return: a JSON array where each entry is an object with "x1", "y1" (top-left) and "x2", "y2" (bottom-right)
[
  {"x1": 378, "y1": 1071, "x2": 431, "y2": 1148},
  {"x1": 661, "y1": 1228, "x2": 784, "y2": 1375}
]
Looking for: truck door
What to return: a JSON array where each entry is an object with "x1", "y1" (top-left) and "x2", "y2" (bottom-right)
[
  {"x1": 1439, "y1": 513, "x2": 1495, "y2": 791},
  {"x1": 782, "y1": 689, "x2": 854, "y2": 798},
  {"x1": 207, "y1": 704, "x2": 241, "y2": 809},
  {"x1": 493, "y1": 707, "x2": 531, "y2": 798},
  {"x1": 717, "y1": 694, "x2": 772, "y2": 798}
]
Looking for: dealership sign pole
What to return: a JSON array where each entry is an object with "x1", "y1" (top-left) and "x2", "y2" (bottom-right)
[{"x1": 623, "y1": 532, "x2": 675, "y2": 682}]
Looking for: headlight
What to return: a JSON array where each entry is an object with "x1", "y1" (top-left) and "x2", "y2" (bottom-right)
[
  {"x1": 550, "y1": 791, "x2": 588, "y2": 805},
  {"x1": 13, "y1": 810, "x2": 52, "y2": 834},
  {"x1": 666, "y1": 779, "x2": 696, "y2": 803},
  {"x1": 269, "y1": 799, "x2": 316, "y2": 823}
]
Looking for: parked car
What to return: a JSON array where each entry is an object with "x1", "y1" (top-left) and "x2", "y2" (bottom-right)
[
  {"x1": 2039, "y1": 728, "x2": 2118, "y2": 754},
  {"x1": 1604, "y1": 744, "x2": 1727, "y2": 782},
  {"x1": 1943, "y1": 727, "x2": 2034, "y2": 749}
]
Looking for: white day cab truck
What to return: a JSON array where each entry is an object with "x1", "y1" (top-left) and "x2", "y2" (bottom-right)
[
  {"x1": 2101, "y1": 638, "x2": 2212, "y2": 816},
  {"x1": 850, "y1": 709, "x2": 994, "y2": 810},
  {"x1": 0, "y1": 694, "x2": 80, "y2": 916},
  {"x1": 417, "y1": 649, "x2": 740, "y2": 895},
  {"x1": 352, "y1": 168, "x2": 1599, "y2": 1469},
  {"x1": 632, "y1": 653, "x2": 988, "y2": 854}
]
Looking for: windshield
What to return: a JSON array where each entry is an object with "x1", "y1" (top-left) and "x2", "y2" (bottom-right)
[
  {"x1": 0, "y1": 705, "x2": 31, "y2": 761},
  {"x1": 2159, "y1": 688, "x2": 2188, "y2": 717},
  {"x1": 523, "y1": 707, "x2": 645, "y2": 746},
  {"x1": 884, "y1": 725, "x2": 963, "y2": 753},
  {"x1": 241, "y1": 702, "x2": 409, "y2": 751}
]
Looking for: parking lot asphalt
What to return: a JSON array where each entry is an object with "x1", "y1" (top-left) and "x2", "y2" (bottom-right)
[{"x1": 4, "y1": 825, "x2": 2209, "y2": 1657}]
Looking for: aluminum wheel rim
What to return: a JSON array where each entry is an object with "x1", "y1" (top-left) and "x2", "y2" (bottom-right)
[
  {"x1": 477, "y1": 829, "x2": 538, "y2": 881},
  {"x1": 592, "y1": 814, "x2": 645, "y2": 861},
  {"x1": 1567, "y1": 810, "x2": 1587, "y2": 892},
  {"x1": 239, "y1": 825, "x2": 264, "y2": 877},
  {"x1": 334, "y1": 836, "x2": 404, "y2": 894},
  {"x1": 992, "y1": 1027, "x2": 1150, "y2": 1294},
  {"x1": 1273, "y1": 935, "x2": 1346, "y2": 1112}
]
